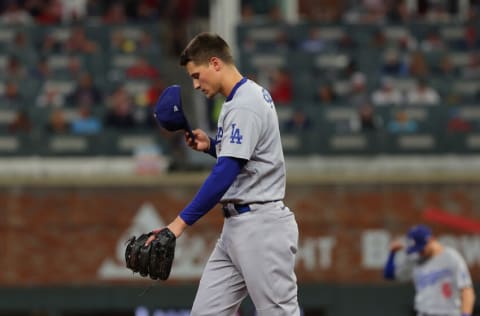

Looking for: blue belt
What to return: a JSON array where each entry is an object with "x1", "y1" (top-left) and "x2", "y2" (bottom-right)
[
  {"x1": 222, "y1": 200, "x2": 281, "y2": 218},
  {"x1": 222, "y1": 203, "x2": 251, "y2": 218}
]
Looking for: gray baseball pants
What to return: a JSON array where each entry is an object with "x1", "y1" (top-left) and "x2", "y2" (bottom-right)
[{"x1": 191, "y1": 201, "x2": 300, "y2": 316}]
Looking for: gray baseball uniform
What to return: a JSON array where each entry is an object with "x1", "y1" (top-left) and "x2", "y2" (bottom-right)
[
  {"x1": 394, "y1": 246, "x2": 473, "y2": 316},
  {"x1": 190, "y1": 78, "x2": 300, "y2": 316}
]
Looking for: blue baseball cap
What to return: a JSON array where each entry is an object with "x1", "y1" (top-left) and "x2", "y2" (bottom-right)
[
  {"x1": 153, "y1": 85, "x2": 192, "y2": 134},
  {"x1": 406, "y1": 224, "x2": 432, "y2": 254}
]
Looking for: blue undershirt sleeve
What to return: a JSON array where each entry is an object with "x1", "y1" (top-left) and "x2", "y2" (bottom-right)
[
  {"x1": 383, "y1": 251, "x2": 397, "y2": 280},
  {"x1": 203, "y1": 137, "x2": 217, "y2": 158},
  {"x1": 179, "y1": 156, "x2": 247, "y2": 225}
]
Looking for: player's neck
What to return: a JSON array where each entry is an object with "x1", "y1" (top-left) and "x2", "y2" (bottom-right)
[
  {"x1": 220, "y1": 65, "x2": 244, "y2": 98},
  {"x1": 430, "y1": 241, "x2": 444, "y2": 257}
]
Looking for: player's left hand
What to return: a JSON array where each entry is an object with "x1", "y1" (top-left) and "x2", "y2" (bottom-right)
[{"x1": 125, "y1": 227, "x2": 176, "y2": 281}]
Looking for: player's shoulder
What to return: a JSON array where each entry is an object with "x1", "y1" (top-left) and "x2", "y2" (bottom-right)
[
  {"x1": 443, "y1": 246, "x2": 466, "y2": 262},
  {"x1": 234, "y1": 79, "x2": 274, "y2": 111}
]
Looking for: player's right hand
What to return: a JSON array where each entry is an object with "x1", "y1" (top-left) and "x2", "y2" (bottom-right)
[
  {"x1": 390, "y1": 239, "x2": 405, "y2": 252},
  {"x1": 186, "y1": 129, "x2": 210, "y2": 152}
]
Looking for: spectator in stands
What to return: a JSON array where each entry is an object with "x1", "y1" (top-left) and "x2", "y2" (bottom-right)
[
  {"x1": 269, "y1": 68, "x2": 293, "y2": 105},
  {"x1": 35, "y1": 0, "x2": 62, "y2": 25},
  {"x1": 299, "y1": 27, "x2": 327, "y2": 53},
  {"x1": 137, "y1": 30, "x2": 161, "y2": 55},
  {"x1": 387, "y1": 110, "x2": 418, "y2": 133},
  {"x1": 266, "y1": 4, "x2": 284, "y2": 23},
  {"x1": 465, "y1": 23, "x2": 479, "y2": 50},
  {"x1": 39, "y1": 32, "x2": 62, "y2": 54},
  {"x1": 348, "y1": 72, "x2": 370, "y2": 108},
  {"x1": 64, "y1": 25, "x2": 98, "y2": 55},
  {"x1": 104, "y1": 85, "x2": 136, "y2": 129},
  {"x1": 6, "y1": 55, "x2": 27, "y2": 81},
  {"x1": 407, "y1": 51, "x2": 430, "y2": 78},
  {"x1": 8, "y1": 31, "x2": 36, "y2": 67},
  {"x1": 447, "y1": 109, "x2": 472, "y2": 133},
  {"x1": 126, "y1": 56, "x2": 159, "y2": 80},
  {"x1": 36, "y1": 86, "x2": 64, "y2": 108},
  {"x1": 433, "y1": 54, "x2": 457, "y2": 77},
  {"x1": 343, "y1": 0, "x2": 387, "y2": 24},
  {"x1": 24, "y1": 0, "x2": 43, "y2": 17},
  {"x1": 405, "y1": 78, "x2": 440, "y2": 106},
  {"x1": 420, "y1": 30, "x2": 446, "y2": 52},
  {"x1": 284, "y1": 109, "x2": 311, "y2": 132},
  {"x1": 386, "y1": 0, "x2": 411, "y2": 23},
  {"x1": 60, "y1": 0, "x2": 88, "y2": 23},
  {"x1": 240, "y1": 3, "x2": 256, "y2": 22},
  {"x1": 381, "y1": 49, "x2": 407, "y2": 77},
  {"x1": 134, "y1": 0, "x2": 161, "y2": 22},
  {"x1": 371, "y1": 77, "x2": 404, "y2": 106},
  {"x1": 1, "y1": 81, "x2": 24, "y2": 107},
  {"x1": 66, "y1": 72, "x2": 102, "y2": 107},
  {"x1": 357, "y1": 102, "x2": 378, "y2": 131},
  {"x1": 111, "y1": 29, "x2": 160, "y2": 55},
  {"x1": 102, "y1": 2, "x2": 127, "y2": 24},
  {"x1": 370, "y1": 29, "x2": 387, "y2": 50},
  {"x1": 316, "y1": 82, "x2": 338, "y2": 105},
  {"x1": 0, "y1": 0, "x2": 33, "y2": 25},
  {"x1": 461, "y1": 53, "x2": 480, "y2": 80},
  {"x1": 146, "y1": 77, "x2": 165, "y2": 107},
  {"x1": 46, "y1": 108, "x2": 69, "y2": 133},
  {"x1": 70, "y1": 104, "x2": 102, "y2": 135},
  {"x1": 30, "y1": 57, "x2": 52, "y2": 81},
  {"x1": 298, "y1": 0, "x2": 343, "y2": 22},
  {"x1": 66, "y1": 55, "x2": 83, "y2": 80},
  {"x1": 110, "y1": 30, "x2": 129, "y2": 53},
  {"x1": 8, "y1": 109, "x2": 32, "y2": 133}
]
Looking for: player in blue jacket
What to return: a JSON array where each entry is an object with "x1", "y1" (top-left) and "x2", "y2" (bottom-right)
[
  {"x1": 384, "y1": 224, "x2": 475, "y2": 316},
  {"x1": 148, "y1": 32, "x2": 300, "y2": 315}
]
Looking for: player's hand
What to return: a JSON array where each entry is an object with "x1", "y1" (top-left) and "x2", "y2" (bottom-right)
[
  {"x1": 186, "y1": 129, "x2": 210, "y2": 152},
  {"x1": 389, "y1": 239, "x2": 404, "y2": 252},
  {"x1": 145, "y1": 217, "x2": 188, "y2": 246},
  {"x1": 145, "y1": 228, "x2": 163, "y2": 246}
]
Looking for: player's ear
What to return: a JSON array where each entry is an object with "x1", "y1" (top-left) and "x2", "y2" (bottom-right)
[{"x1": 210, "y1": 57, "x2": 222, "y2": 71}]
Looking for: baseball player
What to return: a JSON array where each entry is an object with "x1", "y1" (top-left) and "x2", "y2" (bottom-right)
[
  {"x1": 147, "y1": 32, "x2": 300, "y2": 315},
  {"x1": 383, "y1": 224, "x2": 476, "y2": 316}
]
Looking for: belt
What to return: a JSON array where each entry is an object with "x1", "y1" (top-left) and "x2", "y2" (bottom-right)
[
  {"x1": 222, "y1": 203, "x2": 251, "y2": 218},
  {"x1": 222, "y1": 200, "x2": 281, "y2": 218}
]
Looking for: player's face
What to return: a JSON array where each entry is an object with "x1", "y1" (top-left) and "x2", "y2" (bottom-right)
[{"x1": 186, "y1": 60, "x2": 220, "y2": 99}]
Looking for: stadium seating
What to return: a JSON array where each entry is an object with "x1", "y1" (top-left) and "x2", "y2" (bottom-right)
[{"x1": 0, "y1": 20, "x2": 479, "y2": 157}]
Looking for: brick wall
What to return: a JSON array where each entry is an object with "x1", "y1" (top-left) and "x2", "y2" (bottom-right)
[{"x1": 1, "y1": 182, "x2": 479, "y2": 286}]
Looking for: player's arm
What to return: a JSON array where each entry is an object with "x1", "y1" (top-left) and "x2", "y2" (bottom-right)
[
  {"x1": 460, "y1": 286, "x2": 475, "y2": 316},
  {"x1": 454, "y1": 252, "x2": 476, "y2": 316},
  {"x1": 185, "y1": 129, "x2": 217, "y2": 157},
  {"x1": 383, "y1": 239, "x2": 410, "y2": 280},
  {"x1": 162, "y1": 156, "x2": 246, "y2": 239}
]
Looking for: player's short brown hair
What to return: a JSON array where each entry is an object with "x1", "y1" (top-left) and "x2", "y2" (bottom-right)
[{"x1": 180, "y1": 32, "x2": 234, "y2": 66}]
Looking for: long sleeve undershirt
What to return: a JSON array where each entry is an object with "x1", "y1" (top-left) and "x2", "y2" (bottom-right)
[{"x1": 179, "y1": 156, "x2": 247, "y2": 225}]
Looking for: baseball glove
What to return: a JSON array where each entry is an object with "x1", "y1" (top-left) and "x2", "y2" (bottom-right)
[{"x1": 125, "y1": 228, "x2": 176, "y2": 280}]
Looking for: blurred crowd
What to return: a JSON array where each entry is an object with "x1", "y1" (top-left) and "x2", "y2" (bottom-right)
[
  {"x1": 0, "y1": 0, "x2": 211, "y2": 137},
  {"x1": 236, "y1": 0, "x2": 480, "y2": 136},
  {"x1": 0, "y1": 0, "x2": 479, "y2": 143}
]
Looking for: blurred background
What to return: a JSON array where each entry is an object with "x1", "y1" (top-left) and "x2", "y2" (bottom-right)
[{"x1": 0, "y1": 0, "x2": 480, "y2": 315}]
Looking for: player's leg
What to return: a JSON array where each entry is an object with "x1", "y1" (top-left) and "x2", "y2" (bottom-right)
[
  {"x1": 227, "y1": 202, "x2": 300, "y2": 316},
  {"x1": 190, "y1": 236, "x2": 248, "y2": 316}
]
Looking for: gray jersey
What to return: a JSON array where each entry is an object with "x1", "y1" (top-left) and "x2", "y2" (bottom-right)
[
  {"x1": 192, "y1": 78, "x2": 300, "y2": 315},
  {"x1": 395, "y1": 247, "x2": 473, "y2": 315},
  {"x1": 216, "y1": 79, "x2": 285, "y2": 204}
]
